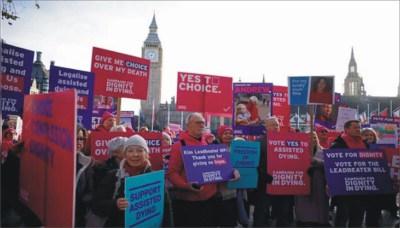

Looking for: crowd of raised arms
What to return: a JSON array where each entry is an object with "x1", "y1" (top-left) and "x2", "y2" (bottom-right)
[{"x1": 1, "y1": 111, "x2": 399, "y2": 227}]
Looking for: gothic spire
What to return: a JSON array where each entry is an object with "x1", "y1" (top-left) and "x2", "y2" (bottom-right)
[
  {"x1": 348, "y1": 47, "x2": 357, "y2": 73},
  {"x1": 149, "y1": 12, "x2": 158, "y2": 30},
  {"x1": 351, "y1": 47, "x2": 354, "y2": 60},
  {"x1": 144, "y1": 13, "x2": 160, "y2": 43}
]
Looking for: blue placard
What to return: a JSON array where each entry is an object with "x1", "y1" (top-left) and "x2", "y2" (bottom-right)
[
  {"x1": 288, "y1": 76, "x2": 310, "y2": 105},
  {"x1": 227, "y1": 168, "x2": 258, "y2": 189},
  {"x1": 227, "y1": 141, "x2": 260, "y2": 188},
  {"x1": 125, "y1": 171, "x2": 164, "y2": 228},
  {"x1": 229, "y1": 141, "x2": 260, "y2": 168},
  {"x1": 323, "y1": 149, "x2": 393, "y2": 196}
]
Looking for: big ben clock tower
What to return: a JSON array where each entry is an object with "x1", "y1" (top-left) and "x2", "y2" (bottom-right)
[
  {"x1": 343, "y1": 47, "x2": 366, "y2": 96},
  {"x1": 141, "y1": 13, "x2": 163, "y2": 128}
]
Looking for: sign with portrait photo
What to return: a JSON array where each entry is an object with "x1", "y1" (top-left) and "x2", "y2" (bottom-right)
[
  {"x1": 232, "y1": 83, "x2": 273, "y2": 135},
  {"x1": 314, "y1": 93, "x2": 341, "y2": 130},
  {"x1": 308, "y1": 76, "x2": 335, "y2": 105}
]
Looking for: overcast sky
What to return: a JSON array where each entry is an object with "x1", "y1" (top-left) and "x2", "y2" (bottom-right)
[{"x1": 2, "y1": 1, "x2": 399, "y2": 112}]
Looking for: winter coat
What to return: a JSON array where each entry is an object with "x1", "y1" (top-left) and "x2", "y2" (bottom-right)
[
  {"x1": 92, "y1": 159, "x2": 173, "y2": 227},
  {"x1": 294, "y1": 147, "x2": 329, "y2": 224},
  {"x1": 330, "y1": 134, "x2": 369, "y2": 149},
  {"x1": 255, "y1": 135, "x2": 273, "y2": 191},
  {"x1": 167, "y1": 130, "x2": 217, "y2": 201},
  {"x1": 75, "y1": 152, "x2": 95, "y2": 227},
  {"x1": 92, "y1": 156, "x2": 120, "y2": 190}
]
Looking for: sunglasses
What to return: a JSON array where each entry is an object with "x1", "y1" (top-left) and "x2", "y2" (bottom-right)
[{"x1": 77, "y1": 137, "x2": 87, "y2": 141}]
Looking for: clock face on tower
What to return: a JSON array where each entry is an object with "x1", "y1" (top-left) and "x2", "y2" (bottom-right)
[{"x1": 145, "y1": 49, "x2": 158, "y2": 62}]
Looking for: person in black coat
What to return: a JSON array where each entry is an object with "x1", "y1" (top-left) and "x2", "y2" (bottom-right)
[
  {"x1": 75, "y1": 126, "x2": 95, "y2": 227},
  {"x1": 330, "y1": 120, "x2": 369, "y2": 227}
]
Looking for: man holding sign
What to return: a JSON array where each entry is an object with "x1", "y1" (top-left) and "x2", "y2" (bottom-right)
[
  {"x1": 167, "y1": 113, "x2": 219, "y2": 227},
  {"x1": 253, "y1": 117, "x2": 293, "y2": 227},
  {"x1": 329, "y1": 120, "x2": 369, "y2": 227}
]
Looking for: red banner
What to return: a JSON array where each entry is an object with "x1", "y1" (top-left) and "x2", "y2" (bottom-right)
[
  {"x1": 176, "y1": 72, "x2": 232, "y2": 114},
  {"x1": 90, "y1": 132, "x2": 134, "y2": 161},
  {"x1": 379, "y1": 146, "x2": 400, "y2": 191},
  {"x1": 90, "y1": 132, "x2": 163, "y2": 168},
  {"x1": 91, "y1": 47, "x2": 150, "y2": 99},
  {"x1": 272, "y1": 86, "x2": 290, "y2": 132},
  {"x1": 20, "y1": 90, "x2": 76, "y2": 227},
  {"x1": 267, "y1": 132, "x2": 311, "y2": 195}
]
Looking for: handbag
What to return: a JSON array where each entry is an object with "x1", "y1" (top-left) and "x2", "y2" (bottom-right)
[{"x1": 85, "y1": 171, "x2": 122, "y2": 227}]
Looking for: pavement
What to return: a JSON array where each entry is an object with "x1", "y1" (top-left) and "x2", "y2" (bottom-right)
[{"x1": 241, "y1": 205, "x2": 399, "y2": 228}]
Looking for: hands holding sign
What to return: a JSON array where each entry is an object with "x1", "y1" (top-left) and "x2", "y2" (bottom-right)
[
  {"x1": 116, "y1": 197, "x2": 129, "y2": 211},
  {"x1": 229, "y1": 169, "x2": 241, "y2": 182}
]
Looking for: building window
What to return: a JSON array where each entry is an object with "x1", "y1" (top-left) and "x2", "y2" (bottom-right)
[{"x1": 349, "y1": 81, "x2": 358, "y2": 96}]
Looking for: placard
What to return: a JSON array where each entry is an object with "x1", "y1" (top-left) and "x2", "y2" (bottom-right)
[
  {"x1": 323, "y1": 149, "x2": 393, "y2": 195},
  {"x1": 125, "y1": 171, "x2": 164, "y2": 228},
  {"x1": 181, "y1": 144, "x2": 233, "y2": 184},
  {"x1": 267, "y1": 132, "x2": 311, "y2": 195}
]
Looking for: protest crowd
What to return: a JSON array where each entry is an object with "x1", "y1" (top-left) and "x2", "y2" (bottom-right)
[
  {"x1": 1, "y1": 42, "x2": 399, "y2": 228},
  {"x1": 1, "y1": 109, "x2": 399, "y2": 227}
]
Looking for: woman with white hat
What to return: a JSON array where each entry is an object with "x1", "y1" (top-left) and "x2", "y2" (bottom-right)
[{"x1": 91, "y1": 135, "x2": 173, "y2": 227}]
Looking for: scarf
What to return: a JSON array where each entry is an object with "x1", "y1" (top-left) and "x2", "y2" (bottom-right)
[
  {"x1": 124, "y1": 161, "x2": 148, "y2": 176},
  {"x1": 341, "y1": 133, "x2": 367, "y2": 149},
  {"x1": 320, "y1": 140, "x2": 331, "y2": 149}
]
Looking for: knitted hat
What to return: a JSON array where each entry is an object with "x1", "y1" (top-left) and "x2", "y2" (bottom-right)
[
  {"x1": 204, "y1": 133, "x2": 215, "y2": 142},
  {"x1": 315, "y1": 124, "x2": 328, "y2": 133},
  {"x1": 3, "y1": 128, "x2": 16, "y2": 138},
  {"x1": 123, "y1": 135, "x2": 149, "y2": 153},
  {"x1": 217, "y1": 125, "x2": 233, "y2": 140},
  {"x1": 107, "y1": 136, "x2": 128, "y2": 155},
  {"x1": 101, "y1": 111, "x2": 115, "y2": 124}
]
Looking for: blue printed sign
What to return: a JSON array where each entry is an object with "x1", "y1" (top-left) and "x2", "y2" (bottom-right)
[
  {"x1": 288, "y1": 76, "x2": 310, "y2": 105},
  {"x1": 182, "y1": 144, "x2": 234, "y2": 184},
  {"x1": 49, "y1": 65, "x2": 94, "y2": 130},
  {"x1": 1, "y1": 43, "x2": 35, "y2": 117},
  {"x1": 228, "y1": 141, "x2": 260, "y2": 188},
  {"x1": 125, "y1": 171, "x2": 164, "y2": 228},
  {"x1": 323, "y1": 149, "x2": 393, "y2": 195},
  {"x1": 288, "y1": 76, "x2": 335, "y2": 105}
]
